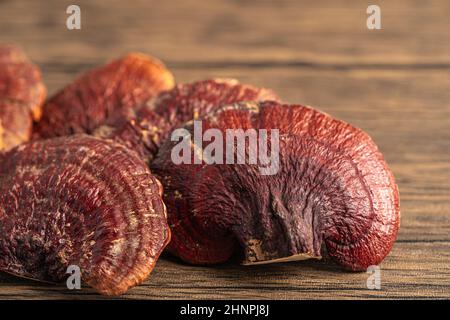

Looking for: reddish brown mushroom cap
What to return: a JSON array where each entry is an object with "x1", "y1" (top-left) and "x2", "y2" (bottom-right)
[
  {"x1": 0, "y1": 45, "x2": 46, "y2": 151},
  {"x1": 149, "y1": 78, "x2": 278, "y2": 130},
  {"x1": 152, "y1": 101, "x2": 400, "y2": 271},
  {"x1": 0, "y1": 135, "x2": 170, "y2": 295},
  {"x1": 95, "y1": 78, "x2": 279, "y2": 162},
  {"x1": 0, "y1": 45, "x2": 29, "y2": 63},
  {"x1": 34, "y1": 53, "x2": 174, "y2": 139}
]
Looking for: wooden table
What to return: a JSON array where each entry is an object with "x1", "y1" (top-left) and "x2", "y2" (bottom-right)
[{"x1": 0, "y1": 0, "x2": 449, "y2": 299}]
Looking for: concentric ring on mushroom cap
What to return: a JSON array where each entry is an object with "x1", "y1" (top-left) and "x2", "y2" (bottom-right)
[
  {"x1": 152, "y1": 101, "x2": 400, "y2": 271},
  {"x1": 0, "y1": 135, "x2": 170, "y2": 295},
  {"x1": 34, "y1": 53, "x2": 174, "y2": 140},
  {"x1": 94, "y1": 78, "x2": 280, "y2": 163},
  {"x1": 0, "y1": 45, "x2": 46, "y2": 151}
]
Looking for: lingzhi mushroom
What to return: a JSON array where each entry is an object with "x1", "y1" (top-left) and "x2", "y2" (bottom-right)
[
  {"x1": 94, "y1": 78, "x2": 279, "y2": 163},
  {"x1": 152, "y1": 101, "x2": 400, "y2": 271},
  {"x1": 34, "y1": 52, "x2": 174, "y2": 139},
  {"x1": 0, "y1": 45, "x2": 45, "y2": 151},
  {"x1": 0, "y1": 135, "x2": 170, "y2": 295},
  {"x1": 0, "y1": 47, "x2": 400, "y2": 296}
]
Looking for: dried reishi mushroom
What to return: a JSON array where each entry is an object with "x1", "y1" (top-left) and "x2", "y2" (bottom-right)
[
  {"x1": 0, "y1": 101, "x2": 32, "y2": 152},
  {"x1": 0, "y1": 45, "x2": 46, "y2": 151},
  {"x1": 34, "y1": 53, "x2": 174, "y2": 139},
  {"x1": 0, "y1": 135, "x2": 170, "y2": 295},
  {"x1": 0, "y1": 44, "x2": 30, "y2": 64},
  {"x1": 93, "y1": 106, "x2": 169, "y2": 163},
  {"x1": 152, "y1": 101, "x2": 400, "y2": 271},
  {"x1": 95, "y1": 78, "x2": 279, "y2": 162},
  {"x1": 149, "y1": 79, "x2": 278, "y2": 130}
]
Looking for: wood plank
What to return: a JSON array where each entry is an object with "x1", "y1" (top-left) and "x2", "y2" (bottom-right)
[
  {"x1": 0, "y1": 66, "x2": 449, "y2": 299},
  {"x1": 0, "y1": 0, "x2": 449, "y2": 65},
  {"x1": 0, "y1": 0, "x2": 449, "y2": 299},
  {"x1": 0, "y1": 242, "x2": 449, "y2": 299}
]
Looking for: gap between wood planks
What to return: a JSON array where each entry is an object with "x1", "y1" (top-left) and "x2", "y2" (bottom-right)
[
  {"x1": 396, "y1": 239, "x2": 450, "y2": 243},
  {"x1": 38, "y1": 60, "x2": 450, "y2": 73}
]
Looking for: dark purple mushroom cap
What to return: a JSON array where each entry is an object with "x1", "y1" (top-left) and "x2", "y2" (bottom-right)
[{"x1": 152, "y1": 101, "x2": 400, "y2": 271}]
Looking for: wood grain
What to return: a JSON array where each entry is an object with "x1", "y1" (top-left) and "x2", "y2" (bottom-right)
[{"x1": 0, "y1": 0, "x2": 449, "y2": 299}]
